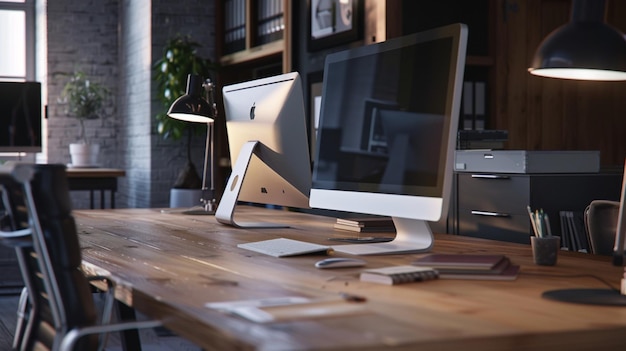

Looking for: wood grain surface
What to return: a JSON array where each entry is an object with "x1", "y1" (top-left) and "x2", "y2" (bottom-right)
[{"x1": 75, "y1": 206, "x2": 626, "y2": 351}]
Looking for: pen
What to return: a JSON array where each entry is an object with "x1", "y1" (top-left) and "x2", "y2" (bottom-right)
[
  {"x1": 544, "y1": 213, "x2": 552, "y2": 237},
  {"x1": 340, "y1": 293, "x2": 367, "y2": 303},
  {"x1": 535, "y1": 210, "x2": 543, "y2": 238}
]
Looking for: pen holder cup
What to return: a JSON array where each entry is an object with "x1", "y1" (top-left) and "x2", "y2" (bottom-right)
[{"x1": 531, "y1": 236, "x2": 560, "y2": 266}]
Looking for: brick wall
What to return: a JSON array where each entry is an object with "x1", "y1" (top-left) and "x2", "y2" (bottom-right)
[
  {"x1": 148, "y1": 0, "x2": 215, "y2": 208},
  {"x1": 45, "y1": 0, "x2": 215, "y2": 208}
]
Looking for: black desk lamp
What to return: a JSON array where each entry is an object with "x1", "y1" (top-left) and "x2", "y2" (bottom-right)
[
  {"x1": 167, "y1": 74, "x2": 217, "y2": 215},
  {"x1": 528, "y1": 0, "x2": 626, "y2": 81},
  {"x1": 529, "y1": 0, "x2": 626, "y2": 304}
]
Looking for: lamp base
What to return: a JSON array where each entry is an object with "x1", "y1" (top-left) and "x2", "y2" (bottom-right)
[
  {"x1": 542, "y1": 288, "x2": 626, "y2": 306},
  {"x1": 161, "y1": 200, "x2": 217, "y2": 216},
  {"x1": 181, "y1": 206, "x2": 216, "y2": 216},
  {"x1": 182, "y1": 199, "x2": 217, "y2": 215}
]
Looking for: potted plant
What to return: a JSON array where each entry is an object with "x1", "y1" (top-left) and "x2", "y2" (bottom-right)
[
  {"x1": 153, "y1": 36, "x2": 216, "y2": 206},
  {"x1": 60, "y1": 71, "x2": 109, "y2": 167}
]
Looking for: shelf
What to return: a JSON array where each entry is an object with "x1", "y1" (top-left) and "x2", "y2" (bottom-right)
[
  {"x1": 219, "y1": 39, "x2": 284, "y2": 67},
  {"x1": 217, "y1": 0, "x2": 291, "y2": 72}
]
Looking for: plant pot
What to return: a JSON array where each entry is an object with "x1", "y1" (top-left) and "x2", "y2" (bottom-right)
[
  {"x1": 169, "y1": 188, "x2": 203, "y2": 208},
  {"x1": 69, "y1": 143, "x2": 100, "y2": 167}
]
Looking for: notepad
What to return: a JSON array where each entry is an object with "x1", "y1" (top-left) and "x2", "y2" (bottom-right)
[
  {"x1": 412, "y1": 254, "x2": 507, "y2": 272},
  {"x1": 237, "y1": 238, "x2": 331, "y2": 257},
  {"x1": 206, "y1": 296, "x2": 367, "y2": 323},
  {"x1": 412, "y1": 254, "x2": 519, "y2": 280}
]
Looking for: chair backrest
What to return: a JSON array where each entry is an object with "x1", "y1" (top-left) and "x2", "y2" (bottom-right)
[
  {"x1": 0, "y1": 163, "x2": 98, "y2": 351},
  {"x1": 585, "y1": 200, "x2": 620, "y2": 255}
]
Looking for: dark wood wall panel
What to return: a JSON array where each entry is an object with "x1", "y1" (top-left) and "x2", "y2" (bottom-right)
[{"x1": 496, "y1": 0, "x2": 626, "y2": 167}]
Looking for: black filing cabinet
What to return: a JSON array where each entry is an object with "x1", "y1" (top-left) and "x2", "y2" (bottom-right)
[{"x1": 454, "y1": 172, "x2": 623, "y2": 244}]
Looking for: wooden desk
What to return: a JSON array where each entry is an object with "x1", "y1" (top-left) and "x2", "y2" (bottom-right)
[
  {"x1": 75, "y1": 207, "x2": 626, "y2": 351},
  {"x1": 66, "y1": 168, "x2": 125, "y2": 209}
]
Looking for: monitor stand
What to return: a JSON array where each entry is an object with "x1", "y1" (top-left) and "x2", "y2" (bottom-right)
[
  {"x1": 331, "y1": 217, "x2": 434, "y2": 255},
  {"x1": 216, "y1": 140, "x2": 289, "y2": 228}
]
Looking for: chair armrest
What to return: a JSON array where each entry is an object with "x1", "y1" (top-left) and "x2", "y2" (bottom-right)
[
  {"x1": 59, "y1": 319, "x2": 163, "y2": 351},
  {"x1": 0, "y1": 228, "x2": 31, "y2": 238},
  {"x1": 0, "y1": 228, "x2": 33, "y2": 248}
]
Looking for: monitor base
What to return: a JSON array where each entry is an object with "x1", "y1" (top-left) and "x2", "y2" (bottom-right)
[{"x1": 331, "y1": 217, "x2": 433, "y2": 255}]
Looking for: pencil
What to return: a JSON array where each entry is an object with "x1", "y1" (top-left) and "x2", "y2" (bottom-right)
[{"x1": 527, "y1": 206, "x2": 540, "y2": 237}]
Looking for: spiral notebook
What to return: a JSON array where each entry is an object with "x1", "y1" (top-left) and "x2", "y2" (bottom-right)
[{"x1": 359, "y1": 265, "x2": 439, "y2": 285}]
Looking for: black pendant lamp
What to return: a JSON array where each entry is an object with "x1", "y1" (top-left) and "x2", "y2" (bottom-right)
[{"x1": 528, "y1": 0, "x2": 626, "y2": 81}]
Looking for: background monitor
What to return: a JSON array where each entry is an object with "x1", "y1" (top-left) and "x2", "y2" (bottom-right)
[
  {"x1": 0, "y1": 82, "x2": 42, "y2": 153},
  {"x1": 216, "y1": 72, "x2": 311, "y2": 228},
  {"x1": 309, "y1": 24, "x2": 468, "y2": 255}
]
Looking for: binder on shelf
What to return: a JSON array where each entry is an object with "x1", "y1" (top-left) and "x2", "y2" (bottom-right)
[{"x1": 559, "y1": 211, "x2": 589, "y2": 253}]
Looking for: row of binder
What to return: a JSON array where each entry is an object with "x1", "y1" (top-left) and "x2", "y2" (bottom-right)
[
  {"x1": 559, "y1": 211, "x2": 590, "y2": 253},
  {"x1": 223, "y1": 0, "x2": 284, "y2": 51}
]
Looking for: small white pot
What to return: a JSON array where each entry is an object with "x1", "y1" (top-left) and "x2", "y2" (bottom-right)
[{"x1": 69, "y1": 143, "x2": 100, "y2": 167}]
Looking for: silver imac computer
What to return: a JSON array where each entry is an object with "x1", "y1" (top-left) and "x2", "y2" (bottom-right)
[
  {"x1": 310, "y1": 23, "x2": 468, "y2": 255},
  {"x1": 216, "y1": 72, "x2": 311, "y2": 228}
]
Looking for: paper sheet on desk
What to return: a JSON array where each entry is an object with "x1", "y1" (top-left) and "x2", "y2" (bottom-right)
[{"x1": 206, "y1": 296, "x2": 368, "y2": 323}]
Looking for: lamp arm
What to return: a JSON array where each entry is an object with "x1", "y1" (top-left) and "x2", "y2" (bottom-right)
[
  {"x1": 203, "y1": 79, "x2": 217, "y2": 193},
  {"x1": 201, "y1": 78, "x2": 217, "y2": 211}
]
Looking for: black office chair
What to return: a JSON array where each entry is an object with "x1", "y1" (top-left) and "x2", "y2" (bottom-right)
[
  {"x1": 585, "y1": 200, "x2": 620, "y2": 255},
  {"x1": 0, "y1": 163, "x2": 161, "y2": 351}
]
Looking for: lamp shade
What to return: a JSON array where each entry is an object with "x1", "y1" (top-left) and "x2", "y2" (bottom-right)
[
  {"x1": 528, "y1": 0, "x2": 626, "y2": 81},
  {"x1": 167, "y1": 74, "x2": 214, "y2": 123}
]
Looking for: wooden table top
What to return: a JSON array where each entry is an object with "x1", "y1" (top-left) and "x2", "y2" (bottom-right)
[
  {"x1": 66, "y1": 168, "x2": 126, "y2": 178},
  {"x1": 75, "y1": 207, "x2": 626, "y2": 351}
]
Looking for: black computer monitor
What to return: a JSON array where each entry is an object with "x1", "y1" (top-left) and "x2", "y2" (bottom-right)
[
  {"x1": 0, "y1": 82, "x2": 42, "y2": 153},
  {"x1": 216, "y1": 72, "x2": 312, "y2": 228},
  {"x1": 309, "y1": 23, "x2": 468, "y2": 255}
]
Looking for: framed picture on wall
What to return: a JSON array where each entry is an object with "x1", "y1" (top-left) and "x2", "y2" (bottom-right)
[{"x1": 308, "y1": 0, "x2": 361, "y2": 51}]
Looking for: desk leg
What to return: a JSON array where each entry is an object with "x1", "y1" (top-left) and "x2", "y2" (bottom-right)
[
  {"x1": 116, "y1": 301, "x2": 143, "y2": 351},
  {"x1": 89, "y1": 190, "x2": 95, "y2": 209},
  {"x1": 100, "y1": 190, "x2": 105, "y2": 209}
]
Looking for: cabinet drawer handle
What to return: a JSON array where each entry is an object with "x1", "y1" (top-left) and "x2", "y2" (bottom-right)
[
  {"x1": 470, "y1": 210, "x2": 511, "y2": 217},
  {"x1": 471, "y1": 174, "x2": 511, "y2": 179}
]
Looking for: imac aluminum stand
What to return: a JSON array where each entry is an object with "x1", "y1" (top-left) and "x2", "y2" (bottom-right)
[{"x1": 216, "y1": 141, "x2": 289, "y2": 228}]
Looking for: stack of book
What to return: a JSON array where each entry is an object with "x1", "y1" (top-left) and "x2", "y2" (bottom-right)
[
  {"x1": 333, "y1": 217, "x2": 395, "y2": 233},
  {"x1": 411, "y1": 254, "x2": 519, "y2": 280}
]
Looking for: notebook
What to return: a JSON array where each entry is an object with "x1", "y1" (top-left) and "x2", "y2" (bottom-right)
[
  {"x1": 237, "y1": 238, "x2": 331, "y2": 257},
  {"x1": 360, "y1": 265, "x2": 439, "y2": 285}
]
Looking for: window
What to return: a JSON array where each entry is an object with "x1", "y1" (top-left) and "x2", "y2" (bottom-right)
[{"x1": 0, "y1": 0, "x2": 35, "y2": 81}]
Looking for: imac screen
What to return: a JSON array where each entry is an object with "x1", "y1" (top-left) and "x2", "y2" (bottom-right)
[
  {"x1": 217, "y1": 72, "x2": 311, "y2": 228},
  {"x1": 310, "y1": 24, "x2": 467, "y2": 254},
  {"x1": 0, "y1": 82, "x2": 42, "y2": 152}
]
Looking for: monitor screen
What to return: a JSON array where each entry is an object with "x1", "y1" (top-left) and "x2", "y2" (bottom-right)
[
  {"x1": 310, "y1": 24, "x2": 467, "y2": 255},
  {"x1": 216, "y1": 72, "x2": 311, "y2": 228},
  {"x1": 0, "y1": 82, "x2": 42, "y2": 153}
]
